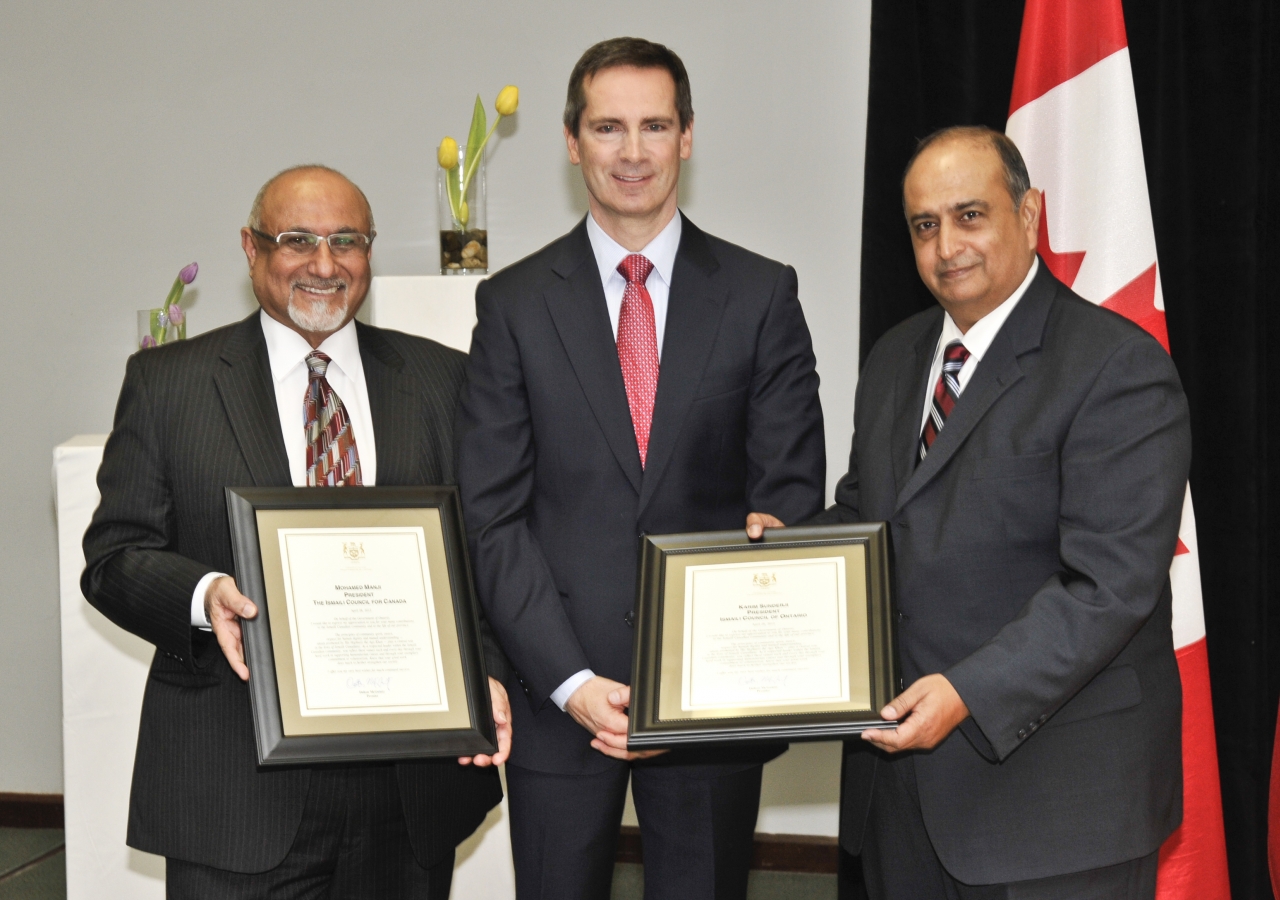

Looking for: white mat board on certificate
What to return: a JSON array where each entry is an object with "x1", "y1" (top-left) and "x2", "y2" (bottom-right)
[
  {"x1": 681, "y1": 557, "x2": 850, "y2": 711},
  {"x1": 278, "y1": 526, "x2": 449, "y2": 717}
]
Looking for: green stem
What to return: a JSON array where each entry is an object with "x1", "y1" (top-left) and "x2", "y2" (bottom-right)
[
  {"x1": 163, "y1": 276, "x2": 184, "y2": 310},
  {"x1": 458, "y1": 115, "x2": 504, "y2": 207}
]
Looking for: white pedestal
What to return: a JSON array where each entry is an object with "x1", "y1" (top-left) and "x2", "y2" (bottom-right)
[
  {"x1": 56, "y1": 436, "x2": 166, "y2": 900},
  {"x1": 364, "y1": 275, "x2": 482, "y2": 353}
]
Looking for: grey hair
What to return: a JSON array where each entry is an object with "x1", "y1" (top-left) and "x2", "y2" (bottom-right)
[
  {"x1": 903, "y1": 125, "x2": 1032, "y2": 210},
  {"x1": 247, "y1": 164, "x2": 375, "y2": 232}
]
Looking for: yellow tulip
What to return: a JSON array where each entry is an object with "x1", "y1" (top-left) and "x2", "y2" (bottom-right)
[
  {"x1": 438, "y1": 136, "x2": 459, "y2": 169},
  {"x1": 495, "y1": 85, "x2": 519, "y2": 117},
  {"x1": 459, "y1": 201, "x2": 470, "y2": 225}
]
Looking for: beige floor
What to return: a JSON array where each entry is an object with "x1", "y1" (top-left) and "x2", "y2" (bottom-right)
[
  {"x1": 611, "y1": 863, "x2": 838, "y2": 900},
  {"x1": 0, "y1": 828, "x2": 65, "y2": 900},
  {"x1": 0, "y1": 828, "x2": 842, "y2": 899}
]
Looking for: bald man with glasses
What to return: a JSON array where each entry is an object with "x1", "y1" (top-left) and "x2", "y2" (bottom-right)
[{"x1": 83, "y1": 164, "x2": 511, "y2": 899}]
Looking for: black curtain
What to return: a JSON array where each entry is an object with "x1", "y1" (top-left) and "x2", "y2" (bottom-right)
[{"x1": 855, "y1": 2, "x2": 1280, "y2": 897}]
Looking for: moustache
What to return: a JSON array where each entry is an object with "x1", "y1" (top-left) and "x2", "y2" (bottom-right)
[
  {"x1": 292, "y1": 279, "x2": 347, "y2": 294},
  {"x1": 934, "y1": 259, "x2": 980, "y2": 277}
]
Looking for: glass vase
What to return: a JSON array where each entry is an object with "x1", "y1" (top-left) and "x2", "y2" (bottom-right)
[
  {"x1": 438, "y1": 143, "x2": 488, "y2": 274},
  {"x1": 137, "y1": 307, "x2": 186, "y2": 350}
]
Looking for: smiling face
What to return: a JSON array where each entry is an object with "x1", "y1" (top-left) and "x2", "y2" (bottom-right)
[
  {"x1": 565, "y1": 65, "x2": 692, "y2": 249},
  {"x1": 240, "y1": 168, "x2": 373, "y2": 347},
  {"x1": 903, "y1": 137, "x2": 1040, "y2": 331}
]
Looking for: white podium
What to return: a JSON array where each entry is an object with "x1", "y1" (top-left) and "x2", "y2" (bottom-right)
[
  {"x1": 363, "y1": 274, "x2": 482, "y2": 352},
  {"x1": 56, "y1": 276, "x2": 836, "y2": 900},
  {"x1": 56, "y1": 435, "x2": 165, "y2": 900}
]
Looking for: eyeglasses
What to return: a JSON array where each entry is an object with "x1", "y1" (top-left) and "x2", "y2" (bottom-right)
[{"x1": 251, "y1": 229, "x2": 374, "y2": 257}]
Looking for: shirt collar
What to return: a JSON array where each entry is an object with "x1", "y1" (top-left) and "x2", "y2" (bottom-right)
[
  {"x1": 259, "y1": 310, "x2": 363, "y2": 386},
  {"x1": 585, "y1": 209, "x2": 683, "y2": 289},
  {"x1": 940, "y1": 257, "x2": 1040, "y2": 361}
]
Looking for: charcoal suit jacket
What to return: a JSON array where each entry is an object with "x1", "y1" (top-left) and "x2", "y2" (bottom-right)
[
  {"x1": 818, "y1": 261, "x2": 1190, "y2": 884},
  {"x1": 455, "y1": 216, "x2": 826, "y2": 774},
  {"x1": 82, "y1": 313, "x2": 502, "y2": 873}
]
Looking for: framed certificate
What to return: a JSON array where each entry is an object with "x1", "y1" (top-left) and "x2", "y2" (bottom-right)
[
  {"x1": 225, "y1": 486, "x2": 496, "y2": 766},
  {"x1": 628, "y1": 523, "x2": 899, "y2": 748}
]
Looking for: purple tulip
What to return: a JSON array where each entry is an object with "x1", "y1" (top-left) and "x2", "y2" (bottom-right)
[
  {"x1": 140, "y1": 335, "x2": 158, "y2": 349},
  {"x1": 167, "y1": 304, "x2": 185, "y2": 326},
  {"x1": 179, "y1": 262, "x2": 198, "y2": 284}
]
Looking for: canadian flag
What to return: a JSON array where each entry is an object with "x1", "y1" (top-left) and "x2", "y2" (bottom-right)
[{"x1": 1005, "y1": 1, "x2": 1230, "y2": 897}]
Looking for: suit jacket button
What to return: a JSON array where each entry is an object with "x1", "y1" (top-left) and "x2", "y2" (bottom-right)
[
  {"x1": 1017, "y1": 729, "x2": 1027, "y2": 739},
  {"x1": 1039, "y1": 714, "x2": 1047, "y2": 723},
  {"x1": 624, "y1": 611, "x2": 636, "y2": 627}
]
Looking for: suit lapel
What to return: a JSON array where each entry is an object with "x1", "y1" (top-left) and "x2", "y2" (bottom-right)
[
  {"x1": 893, "y1": 263, "x2": 1057, "y2": 515},
  {"x1": 638, "y1": 219, "x2": 726, "y2": 515},
  {"x1": 356, "y1": 322, "x2": 424, "y2": 485},
  {"x1": 891, "y1": 314, "x2": 943, "y2": 495},
  {"x1": 544, "y1": 220, "x2": 644, "y2": 495},
  {"x1": 213, "y1": 314, "x2": 291, "y2": 487}
]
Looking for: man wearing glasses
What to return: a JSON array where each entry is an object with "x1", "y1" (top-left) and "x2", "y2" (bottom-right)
[{"x1": 82, "y1": 165, "x2": 510, "y2": 899}]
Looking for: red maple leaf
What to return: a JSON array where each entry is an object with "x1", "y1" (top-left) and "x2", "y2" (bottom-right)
[
  {"x1": 1037, "y1": 193, "x2": 1169, "y2": 354},
  {"x1": 1037, "y1": 193, "x2": 1087, "y2": 288},
  {"x1": 1101, "y1": 263, "x2": 1168, "y2": 353}
]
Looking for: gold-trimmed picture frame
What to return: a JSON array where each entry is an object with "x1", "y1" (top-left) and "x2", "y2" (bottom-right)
[
  {"x1": 628, "y1": 523, "x2": 899, "y2": 748},
  {"x1": 225, "y1": 486, "x2": 496, "y2": 765}
]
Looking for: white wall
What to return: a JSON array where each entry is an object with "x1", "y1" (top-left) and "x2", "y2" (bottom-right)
[{"x1": 0, "y1": 0, "x2": 871, "y2": 792}]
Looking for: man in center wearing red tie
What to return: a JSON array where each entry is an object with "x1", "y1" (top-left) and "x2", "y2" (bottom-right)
[{"x1": 456, "y1": 37, "x2": 826, "y2": 900}]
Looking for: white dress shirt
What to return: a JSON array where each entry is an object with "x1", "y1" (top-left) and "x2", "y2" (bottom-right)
[
  {"x1": 190, "y1": 312, "x2": 377, "y2": 628},
  {"x1": 550, "y1": 210, "x2": 683, "y2": 710},
  {"x1": 919, "y1": 258, "x2": 1040, "y2": 435},
  {"x1": 585, "y1": 209, "x2": 682, "y2": 358}
]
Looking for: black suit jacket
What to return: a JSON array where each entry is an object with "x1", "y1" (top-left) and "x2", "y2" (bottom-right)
[
  {"x1": 82, "y1": 313, "x2": 502, "y2": 873},
  {"x1": 456, "y1": 216, "x2": 826, "y2": 774},
  {"x1": 819, "y1": 262, "x2": 1189, "y2": 883}
]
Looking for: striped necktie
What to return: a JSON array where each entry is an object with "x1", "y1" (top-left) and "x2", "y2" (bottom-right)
[
  {"x1": 918, "y1": 340, "x2": 970, "y2": 463},
  {"x1": 616, "y1": 253, "x2": 660, "y2": 468},
  {"x1": 304, "y1": 351, "x2": 362, "y2": 487}
]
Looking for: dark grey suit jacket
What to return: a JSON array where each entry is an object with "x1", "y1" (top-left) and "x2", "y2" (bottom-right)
[
  {"x1": 821, "y1": 262, "x2": 1190, "y2": 883},
  {"x1": 81, "y1": 313, "x2": 502, "y2": 873},
  {"x1": 456, "y1": 216, "x2": 826, "y2": 775}
]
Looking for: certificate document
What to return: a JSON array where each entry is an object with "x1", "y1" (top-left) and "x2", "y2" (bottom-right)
[
  {"x1": 681, "y1": 557, "x2": 849, "y2": 711},
  {"x1": 277, "y1": 526, "x2": 449, "y2": 717}
]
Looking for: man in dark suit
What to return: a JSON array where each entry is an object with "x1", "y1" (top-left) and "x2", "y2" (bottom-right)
[
  {"x1": 757, "y1": 127, "x2": 1188, "y2": 898},
  {"x1": 456, "y1": 38, "x2": 825, "y2": 899},
  {"x1": 82, "y1": 165, "x2": 511, "y2": 899}
]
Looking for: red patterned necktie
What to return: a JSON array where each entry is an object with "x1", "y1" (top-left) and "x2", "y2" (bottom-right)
[
  {"x1": 918, "y1": 340, "x2": 970, "y2": 463},
  {"x1": 616, "y1": 254, "x2": 660, "y2": 468},
  {"x1": 304, "y1": 351, "x2": 362, "y2": 487}
]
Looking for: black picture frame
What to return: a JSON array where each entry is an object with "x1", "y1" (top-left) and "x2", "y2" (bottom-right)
[
  {"x1": 628, "y1": 523, "x2": 899, "y2": 748},
  {"x1": 225, "y1": 486, "x2": 495, "y2": 766}
]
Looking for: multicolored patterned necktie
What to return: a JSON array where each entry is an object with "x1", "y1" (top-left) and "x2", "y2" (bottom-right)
[
  {"x1": 918, "y1": 340, "x2": 971, "y2": 463},
  {"x1": 616, "y1": 254, "x2": 660, "y2": 468},
  {"x1": 304, "y1": 351, "x2": 362, "y2": 487}
]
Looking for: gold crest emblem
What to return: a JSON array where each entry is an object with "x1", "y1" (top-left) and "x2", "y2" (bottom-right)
[
  {"x1": 752, "y1": 572, "x2": 777, "y2": 588},
  {"x1": 342, "y1": 542, "x2": 366, "y2": 560}
]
